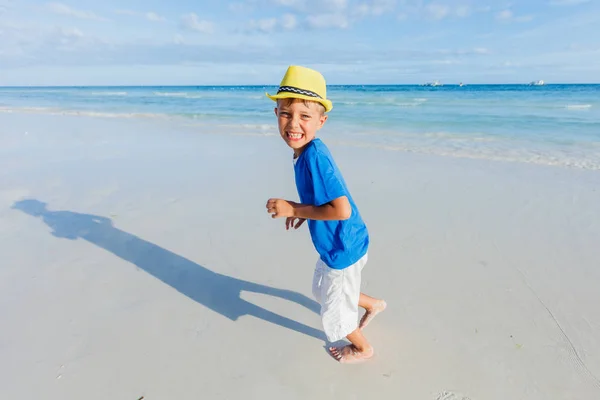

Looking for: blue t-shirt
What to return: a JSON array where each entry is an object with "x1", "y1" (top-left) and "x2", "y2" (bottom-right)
[{"x1": 294, "y1": 139, "x2": 369, "y2": 269}]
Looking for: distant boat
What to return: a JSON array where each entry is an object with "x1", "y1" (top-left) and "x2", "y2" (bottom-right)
[
  {"x1": 459, "y1": 82, "x2": 465, "y2": 87},
  {"x1": 529, "y1": 80, "x2": 545, "y2": 86},
  {"x1": 422, "y1": 80, "x2": 443, "y2": 87}
]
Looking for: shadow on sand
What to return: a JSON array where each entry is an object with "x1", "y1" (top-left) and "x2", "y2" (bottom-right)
[{"x1": 12, "y1": 199, "x2": 324, "y2": 341}]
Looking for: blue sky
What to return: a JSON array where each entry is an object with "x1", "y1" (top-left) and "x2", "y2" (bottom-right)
[{"x1": 0, "y1": 0, "x2": 599, "y2": 85}]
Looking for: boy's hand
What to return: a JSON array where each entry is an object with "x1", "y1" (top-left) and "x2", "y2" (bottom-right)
[
  {"x1": 286, "y1": 217, "x2": 306, "y2": 230},
  {"x1": 266, "y1": 198, "x2": 296, "y2": 218}
]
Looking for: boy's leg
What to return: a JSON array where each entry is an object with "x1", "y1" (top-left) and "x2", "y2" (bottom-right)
[
  {"x1": 318, "y1": 254, "x2": 377, "y2": 364},
  {"x1": 329, "y1": 327, "x2": 374, "y2": 364},
  {"x1": 328, "y1": 292, "x2": 386, "y2": 363},
  {"x1": 358, "y1": 293, "x2": 387, "y2": 329}
]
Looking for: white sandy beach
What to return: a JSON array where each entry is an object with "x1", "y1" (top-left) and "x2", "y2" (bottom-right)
[{"x1": 1, "y1": 112, "x2": 600, "y2": 400}]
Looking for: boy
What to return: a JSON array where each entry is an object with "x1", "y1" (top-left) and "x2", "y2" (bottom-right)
[{"x1": 265, "y1": 65, "x2": 386, "y2": 364}]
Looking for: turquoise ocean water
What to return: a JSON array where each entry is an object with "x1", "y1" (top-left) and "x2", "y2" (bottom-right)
[{"x1": 1, "y1": 84, "x2": 599, "y2": 169}]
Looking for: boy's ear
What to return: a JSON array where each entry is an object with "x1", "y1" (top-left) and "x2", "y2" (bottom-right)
[
  {"x1": 274, "y1": 107, "x2": 278, "y2": 116},
  {"x1": 318, "y1": 114, "x2": 328, "y2": 129}
]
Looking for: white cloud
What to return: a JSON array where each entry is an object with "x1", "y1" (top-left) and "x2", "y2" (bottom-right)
[
  {"x1": 229, "y1": 2, "x2": 253, "y2": 13},
  {"x1": 403, "y1": 2, "x2": 475, "y2": 21},
  {"x1": 432, "y1": 59, "x2": 461, "y2": 65},
  {"x1": 114, "y1": 9, "x2": 137, "y2": 16},
  {"x1": 549, "y1": 0, "x2": 590, "y2": 5},
  {"x1": 146, "y1": 12, "x2": 165, "y2": 22},
  {"x1": 281, "y1": 13, "x2": 298, "y2": 29},
  {"x1": 425, "y1": 3, "x2": 450, "y2": 20},
  {"x1": 455, "y1": 5, "x2": 471, "y2": 17},
  {"x1": 0, "y1": 21, "x2": 99, "y2": 64},
  {"x1": 496, "y1": 9, "x2": 513, "y2": 20},
  {"x1": 356, "y1": 4, "x2": 370, "y2": 16},
  {"x1": 473, "y1": 47, "x2": 491, "y2": 55},
  {"x1": 0, "y1": 0, "x2": 13, "y2": 15},
  {"x1": 248, "y1": 18, "x2": 278, "y2": 32},
  {"x1": 355, "y1": 0, "x2": 396, "y2": 17},
  {"x1": 496, "y1": 9, "x2": 534, "y2": 22},
  {"x1": 325, "y1": 0, "x2": 348, "y2": 11},
  {"x1": 272, "y1": 0, "x2": 303, "y2": 7},
  {"x1": 173, "y1": 34, "x2": 185, "y2": 45},
  {"x1": 307, "y1": 13, "x2": 349, "y2": 28},
  {"x1": 246, "y1": 13, "x2": 298, "y2": 32},
  {"x1": 57, "y1": 26, "x2": 83, "y2": 38},
  {"x1": 252, "y1": 0, "x2": 395, "y2": 30},
  {"x1": 48, "y1": 3, "x2": 107, "y2": 21},
  {"x1": 181, "y1": 13, "x2": 215, "y2": 34},
  {"x1": 567, "y1": 43, "x2": 600, "y2": 52},
  {"x1": 271, "y1": 0, "x2": 348, "y2": 13},
  {"x1": 515, "y1": 15, "x2": 534, "y2": 22},
  {"x1": 52, "y1": 27, "x2": 85, "y2": 50},
  {"x1": 246, "y1": 0, "x2": 389, "y2": 29},
  {"x1": 438, "y1": 47, "x2": 492, "y2": 56},
  {"x1": 115, "y1": 9, "x2": 165, "y2": 22}
]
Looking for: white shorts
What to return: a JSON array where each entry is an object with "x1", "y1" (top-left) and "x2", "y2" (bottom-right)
[{"x1": 312, "y1": 253, "x2": 368, "y2": 342}]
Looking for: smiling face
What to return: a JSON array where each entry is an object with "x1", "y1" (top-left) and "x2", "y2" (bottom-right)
[{"x1": 275, "y1": 98, "x2": 328, "y2": 156}]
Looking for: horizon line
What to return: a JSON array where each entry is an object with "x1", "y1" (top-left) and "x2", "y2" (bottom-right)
[{"x1": 1, "y1": 82, "x2": 599, "y2": 88}]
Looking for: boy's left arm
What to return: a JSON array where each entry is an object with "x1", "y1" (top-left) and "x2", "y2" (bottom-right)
[{"x1": 266, "y1": 196, "x2": 351, "y2": 221}]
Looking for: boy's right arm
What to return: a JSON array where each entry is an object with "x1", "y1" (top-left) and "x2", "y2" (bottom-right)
[{"x1": 267, "y1": 196, "x2": 351, "y2": 222}]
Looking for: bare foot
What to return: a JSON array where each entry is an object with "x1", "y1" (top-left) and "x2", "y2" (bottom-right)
[
  {"x1": 329, "y1": 345, "x2": 374, "y2": 364},
  {"x1": 359, "y1": 300, "x2": 387, "y2": 329}
]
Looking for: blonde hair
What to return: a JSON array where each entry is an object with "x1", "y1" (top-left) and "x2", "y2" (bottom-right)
[{"x1": 277, "y1": 98, "x2": 326, "y2": 115}]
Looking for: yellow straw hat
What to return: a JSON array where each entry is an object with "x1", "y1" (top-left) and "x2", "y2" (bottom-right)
[{"x1": 266, "y1": 65, "x2": 333, "y2": 112}]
